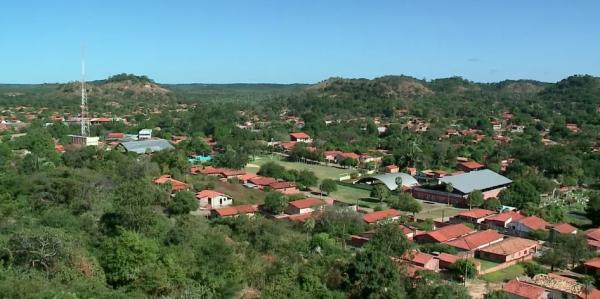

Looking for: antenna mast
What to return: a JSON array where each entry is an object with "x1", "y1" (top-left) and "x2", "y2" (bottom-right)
[{"x1": 80, "y1": 49, "x2": 89, "y2": 137}]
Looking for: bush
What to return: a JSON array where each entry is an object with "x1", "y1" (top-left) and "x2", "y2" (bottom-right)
[{"x1": 522, "y1": 261, "x2": 547, "y2": 277}]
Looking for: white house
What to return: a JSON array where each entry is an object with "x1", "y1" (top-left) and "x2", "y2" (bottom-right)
[{"x1": 195, "y1": 190, "x2": 233, "y2": 209}]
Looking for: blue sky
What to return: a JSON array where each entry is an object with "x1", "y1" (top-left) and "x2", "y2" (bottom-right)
[{"x1": 1, "y1": 0, "x2": 599, "y2": 84}]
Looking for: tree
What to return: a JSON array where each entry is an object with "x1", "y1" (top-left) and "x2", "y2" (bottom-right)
[
  {"x1": 345, "y1": 250, "x2": 407, "y2": 299},
  {"x1": 315, "y1": 206, "x2": 365, "y2": 240},
  {"x1": 296, "y1": 170, "x2": 318, "y2": 189},
  {"x1": 100, "y1": 231, "x2": 159, "y2": 287},
  {"x1": 168, "y1": 191, "x2": 198, "y2": 215},
  {"x1": 395, "y1": 176, "x2": 403, "y2": 192},
  {"x1": 557, "y1": 233, "x2": 592, "y2": 268},
  {"x1": 340, "y1": 157, "x2": 358, "y2": 168},
  {"x1": 257, "y1": 161, "x2": 286, "y2": 179},
  {"x1": 365, "y1": 223, "x2": 413, "y2": 257},
  {"x1": 390, "y1": 193, "x2": 421, "y2": 218},
  {"x1": 445, "y1": 182, "x2": 454, "y2": 206},
  {"x1": 484, "y1": 290, "x2": 509, "y2": 299},
  {"x1": 467, "y1": 190, "x2": 484, "y2": 209},
  {"x1": 499, "y1": 180, "x2": 540, "y2": 209},
  {"x1": 450, "y1": 259, "x2": 478, "y2": 282},
  {"x1": 482, "y1": 197, "x2": 501, "y2": 211},
  {"x1": 319, "y1": 179, "x2": 338, "y2": 196},
  {"x1": 585, "y1": 191, "x2": 600, "y2": 226},
  {"x1": 263, "y1": 192, "x2": 287, "y2": 215},
  {"x1": 522, "y1": 261, "x2": 547, "y2": 277},
  {"x1": 370, "y1": 184, "x2": 391, "y2": 204},
  {"x1": 539, "y1": 247, "x2": 567, "y2": 271}
]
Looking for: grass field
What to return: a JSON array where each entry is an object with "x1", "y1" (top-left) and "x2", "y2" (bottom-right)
[
  {"x1": 246, "y1": 156, "x2": 351, "y2": 181},
  {"x1": 416, "y1": 201, "x2": 464, "y2": 220},
  {"x1": 474, "y1": 259, "x2": 500, "y2": 271},
  {"x1": 480, "y1": 264, "x2": 525, "y2": 283},
  {"x1": 330, "y1": 185, "x2": 384, "y2": 209}
]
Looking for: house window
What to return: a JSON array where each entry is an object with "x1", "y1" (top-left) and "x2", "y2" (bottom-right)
[{"x1": 220, "y1": 198, "x2": 223, "y2": 205}]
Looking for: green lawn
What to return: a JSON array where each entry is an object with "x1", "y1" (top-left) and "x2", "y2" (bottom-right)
[
  {"x1": 330, "y1": 185, "x2": 384, "y2": 209},
  {"x1": 474, "y1": 259, "x2": 500, "y2": 271},
  {"x1": 480, "y1": 264, "x2": 525, "y2": 283},
  {"x1": 246, "y1": 156, "x2": 352, "y2": 181},
  {"x1": 416, "y1": 201, "x2": 464, "y2": 221}
]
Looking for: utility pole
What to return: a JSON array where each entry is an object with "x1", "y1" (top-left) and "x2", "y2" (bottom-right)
[{"x1": 80, "y1": 47, "x2": 89, "y2": 137}]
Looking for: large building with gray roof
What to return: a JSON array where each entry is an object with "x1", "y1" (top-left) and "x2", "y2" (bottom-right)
[{"x1": 412, "y1": 169, "x2": 512, "y2": 206}]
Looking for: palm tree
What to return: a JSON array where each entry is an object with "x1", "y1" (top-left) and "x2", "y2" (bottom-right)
[
  {"x1": 445, "y1": 182, "x2": 454, "y2": 206},
  {"x1": 395, "y1": 176, "x2": 403, "y2": 193}
]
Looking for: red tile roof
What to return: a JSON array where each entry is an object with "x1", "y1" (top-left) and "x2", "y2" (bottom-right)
[
  {"x1": 552, "y1": 223, "x2": 577, "y2": 234},
  {"x1": 503, "y1": 280, "x2": 545, "y2": 299},
  {"x1": 585, "y1": 257, "x2": 600, "y2": 270},
  {"x1": 196, "y1": 190, "x2": 225, "y2": 199},
  {"x1": 404, "y1": 251, "x2": 435, "y2": 266},
  {"x1": 445, "y1": 230, "x2": 504, "y2": 251},
  {"x1": 107, "y1": 132, "x2": 125, "y2": 139},
  {"x1": 221, "y1": 169, "x2": 246, "y2": 177},
  {"x1": 269, "y1": 181, "x2": 296, "y2": 189},
  {"x1": 199, "y1": 166, "x2": 222, "y2": 175},
  {"x1": 588, "y1": 239, "x2": 600, "y2": 249},
  {"x1": 485, "y1": 211, "x2": 525, "y2": 223},
  {"x1": 456, "y1": 208, "x2": 496, "y2": 219},
  {"x1": 517, "y1": 216, "x2": 550, "y2": 231},
  {"x1": 290, "y1": 132, "x2": 310, "y2": 139},
  {"x1": 214, "y1": 204, "x2": 259, "y2": 217},
  {"x1": 459, "y1": 161, "x2": 485, "y2": 170},
  {"x1": 287, "y1": 212, "x2": 317, "y2": 222},
  {"x1": 238, "y1": 173, "x2": 258, "y2": 181},
  {"x1": 478, "y1": 237, "x2": 539, "y2": 256},
  {"x1": 436, "y1": 253, "x2": 459, "y2": 265},
  {"x1": 339, "y1": 152, "x2": 360, "y2": 160},
  {"x1": 249, "y1": 176, "x2": 278, "y2": 186},
  {"x1": 153, "y1": 175, "x2": 188, "y2": 192},
  {"x1": 585, "y1": 228, "x2": 600, "y2": 241},
  {"x1": 421, "y1": 223, "x2": 475, "y2": 242},
  {"x1": 288, "y1": 198, "x2": 323, "y2": 209},
  {"x1": 279, "y1": 141, "x2": 297, "y2": 150},
  {"x1": 363, "y1": 209, "x2": 402, "y2": 224},
  {"x1": 214, "y1": 206, "x2": 238, "y2": 217}
]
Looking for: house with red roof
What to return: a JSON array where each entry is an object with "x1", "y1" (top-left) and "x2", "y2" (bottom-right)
[
  {"x1": 278, "y1": 141, "x2": 297, "y2": 152},
  {"x1": 153, "y1": 175, "x2": 189, "y2": 193},
  {"x1": 584, "y1": 257, "x2": 600, "y2": 277},
  {"x1": 585, "y1": 228, "x2": 600, "y2": 252},
  {"x1": 507, "y1": 216, "x2": 550, "y2": 237},
  {"x1": 502, "y1": 280, "x2": 546, "y2": 299},
  {"x1": 199, "y1": 166, "x2": 222, "y2": 176},
  {"x1": 238, "y1": 173, "x2": 258, "y2": 184},
  {"x1": 323, "y1": 150, "x2": 343, "y2": 162},
  {"x1": 196, "y1": 190, "x2": 232, "y2": 209},
  {"x1": 106, "y1": 132, "x2": 125, "y2": 140},
  {"x1": 484, "y1": 211, "x2": 525, "y2": 231},
  {"x1": 457, "y1": 160, "x2": 485, "y2": 172},
  {"x1": 414, "y1": 223, "x2": 475, "y2": 244},
  {"x1": 285, "y1": 198, "x2": 324, "y2": 215},
  {"x1": 348, "y1": 224, "x2": 416, "y2": 247},
  {"x1": 402, "y1": 251, "x2": 439, "y2": 271},
  {"x1": 550, "y1": 223, "x2": 577, "y2": 236},
  {"x1": 249, "y1": 176, "x2": 278, "y2": 189},
  {"x1": 452, "y1": 208, "x2": 497, "y2": 224},
  {"x1": 478, "y1": 237, "x2": 540, "y2": 263},
  {"x1": 268, "y1": 181, "x2": 299, "y2": 195},
  {"x1": 362, "y1": 209, "x2": 402, "y2": 224},
  {"x1": 444, "y1": 229, "x2": 504, "y2": 257},
  {"x1": 435, "y1": 253, "x2": 460, "y2": 269},
  {"x1": 289, "y1": 132, "x2": 312, "y2": 143},
  {"x1": 211, "y1": 204, "x2": 258, "y2": 218}
]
